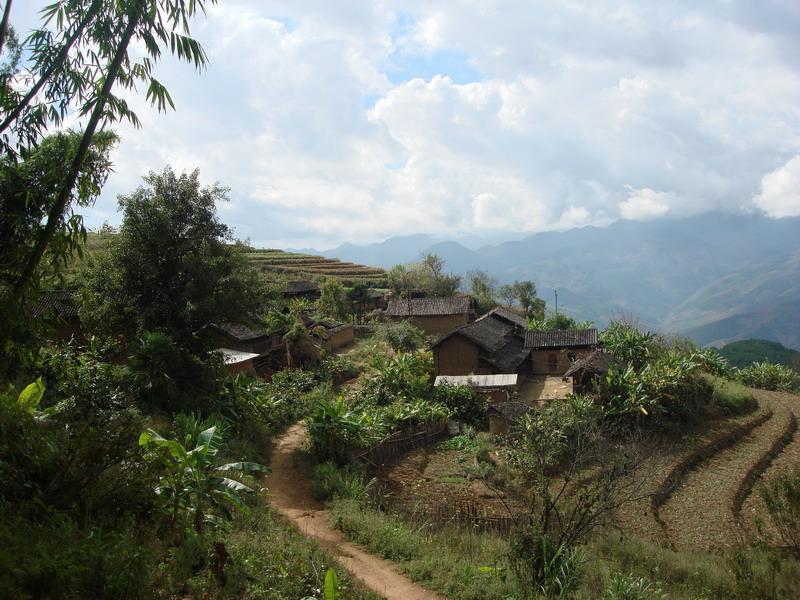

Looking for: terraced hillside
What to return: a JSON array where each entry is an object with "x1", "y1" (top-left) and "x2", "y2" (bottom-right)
[
  {"x1": 614, "y1": 388, "x2": 800, "y2": 551},
  {"x1": 244, "y1": 249, "x2": 387, "y2": 286}
]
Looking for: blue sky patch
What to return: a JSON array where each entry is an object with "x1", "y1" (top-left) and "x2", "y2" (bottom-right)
[{"x1": 385, "y1": 48, "x2": 483, "y2": 85}]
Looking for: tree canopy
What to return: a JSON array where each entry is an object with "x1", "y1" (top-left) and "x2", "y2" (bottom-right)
[{"x1": 81, "y1": 167, "x2": 264, "y2": 351}]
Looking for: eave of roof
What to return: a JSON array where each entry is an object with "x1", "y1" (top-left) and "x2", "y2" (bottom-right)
[{"x1": 524, "y1": 328, "x2": 599, "y2": 349}]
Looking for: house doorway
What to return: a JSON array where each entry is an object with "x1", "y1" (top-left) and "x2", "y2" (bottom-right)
[{"x1": 547, "y1": 352, "x2": 559, "y2": 372}]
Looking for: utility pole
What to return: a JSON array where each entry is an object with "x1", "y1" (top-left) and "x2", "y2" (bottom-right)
[{"x1": 554, "y1": 289, "x2": 558, "y2": 315}]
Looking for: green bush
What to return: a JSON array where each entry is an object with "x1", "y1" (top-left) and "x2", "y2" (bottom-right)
[
  {"x1": 317, "y1": 354, "x2": 359, "y2": 384},
  {"x1": 603, "y1": 572, "x2": 665, "y2": 600},
  {"x1": 307, "y1": 396, "x2": 371, "y2": 464},
  {"x1": 434, "y1": 381, "x2": 486, "y2": 425},
  {"x1": 357, "y1": 350, "x2": 433, "y2": 406},
  {"x1": 760, "y1": 465, "x2": 800, "y2": 554},
  {"x1": 0, "y1": 511, "x2": 153, "y2": 600},
  {"x1": 373, "y1": 320, "x2": 428, "y2": 352},
  {"x1": 706, "y1": 375, "x2": 757, "y2": 415},
  {"x1": 311, "y1": 461, "x2": 373, "y2": 503},
  {"x1": 736, "y1": 361, "x2": 800, "y2": 393},
  {"x1": 601, "y1": 321, "x2": 658, "y2": 371},
  {"x1": 378, "y1": 398, "x2": 450, "y2": 432}
]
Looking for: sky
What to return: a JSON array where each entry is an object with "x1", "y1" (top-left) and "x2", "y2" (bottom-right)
[{"x1": 12, "y1": 1, "x2": 800, "y2": 249}]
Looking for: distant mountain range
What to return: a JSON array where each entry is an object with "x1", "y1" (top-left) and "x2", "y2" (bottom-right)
[{"x1": 307, "y1": 213, "x2": 800, "y2": 348}]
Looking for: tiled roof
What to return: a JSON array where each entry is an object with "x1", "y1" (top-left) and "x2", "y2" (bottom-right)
[
  {"x1": 31, "y1": 290, "x2": 80, "y2": 319},
  {"x1": 284, "y1": 280, "x2": 320, "y2": 295},
  {"x1": 489, "y1": 306, "x2": 528, "y2": 329},
  {"x1": 488, "y1": 400, "x2": 532, "y2": 422},
  {"x1": 385, "y1": 296, "x2": 473, "y2": 317},
  {"x1": 564, "y1": 350, "x2": 621, "y2": 378},
  {"x1": 215, "y1": 322, "x2": 270, "y2": 341},
  {"x1": 524, "y1": 328, "x2": 598, "y2": 349},
  {"x1": 431, "y1": 310, "x2": 532, "y2": 372}
]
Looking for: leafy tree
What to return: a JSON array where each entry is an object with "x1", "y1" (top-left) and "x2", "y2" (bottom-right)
[
  {"x1": 387, "y1": 254, "x2": 460, "y2": 298},
  {"x1": 318, "y1": 278, "x2": 348, "y2": 321},
  {"x1": 346, "y1": 282, "x2": 371, "y2": 322},
  {"x1": 0, "y1": 131, "x2": 116, "y2": 372},
  {"x1": 500, "y1": 280, "x2": 546, "y2": 319},
  {"x1": 2, "y1": 0, "x2": 216, "y2": 301},
  {"x1": 467, "y1": 269, "x2": 498, "y2": 313},
  {"x1": 81, "y1": 167, "x2": 265, "y2": 351}
]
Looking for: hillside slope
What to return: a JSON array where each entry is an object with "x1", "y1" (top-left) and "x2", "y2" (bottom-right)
[{"x1": 317, "y1": 213, "x2": 800, "y2": 343}]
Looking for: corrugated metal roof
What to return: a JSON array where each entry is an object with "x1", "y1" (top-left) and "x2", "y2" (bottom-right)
[
  {"x1": 524, "y1": 328, "x2": 598, "y2": 349},
  {"x1": 385, "y1": 296, "x2": 473, "y2": 317},
  {"x1": 217, "y1": 348, "x2": 261, "y2": 364},
  {"x1": 435, "y1": 374, "x2": 518, "y2": 388}
]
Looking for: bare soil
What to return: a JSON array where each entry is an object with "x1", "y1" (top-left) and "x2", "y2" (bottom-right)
[{"x1": 265, "y1": 423, "x2": 443, "y2": 600}]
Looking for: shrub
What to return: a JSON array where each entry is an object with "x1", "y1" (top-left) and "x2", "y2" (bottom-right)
[
  {"x1": 760, "y1": 466, "x2": 800, "y2": 554},
  {"x1": 317, "y1": 353, "x2": 359, "y2": 384},
  {"x1": 311, "y1": 461, "x2": 373, "y2": 504},
  {"x1": 374, "y1": 321, "x2": 427, "y2": 352},
  {"x1": 736, "y1": 361, "x2": 800, "y2": 393},
  {"x1": 434, "y1": 382, "x2": 486, "y2": 425},
  {"x1": 139, "y1": 426, "x2": 269, "y2": 535},
  {"x1": 706, "y1": 375, "x2": 757, "y2": 415},
  {"x1": 694, "y1": 347, "x2": 734, "y2": 378},
  {"x1": 601, "y1": 321, "x2": 658, "y2": 370},
  {"x1": 307, "y1": 397, "x2": 370, "y2": 464},
  {"x1": 358, "y1": 350, "x2": 433, "y2": 406},
  {"x1": 603, "y1": 572, "x2": 665, "y2": 600},
  {"x1": 378, "y1": 398, "x2": 450, "y2": 432},
  {"x1": 507, "y1": 526, "x2": 585, "y2": 599}
]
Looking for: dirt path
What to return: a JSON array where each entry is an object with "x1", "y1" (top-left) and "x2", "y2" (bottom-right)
[{"x1": 265, "y1": 423, "x2": 443, "y2": 600}]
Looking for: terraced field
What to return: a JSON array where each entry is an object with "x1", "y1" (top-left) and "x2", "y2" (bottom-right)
[
  {"x1": 614, "y1": 389, "x2": 800, "y2": 551},
  {"x1": 244, "y1": 249, "x2": 387, "y2": 286}
]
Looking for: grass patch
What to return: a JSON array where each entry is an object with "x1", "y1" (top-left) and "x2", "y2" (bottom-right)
[
  {"x1": 704, "y1": 374, "x2": 758, "y2": 415},
  {"x1": 195, "y1": 502, "x2": 381, "y2": 599},
  {"x1": 329, "y1": 498, "x2": 518, "y2": 600}
]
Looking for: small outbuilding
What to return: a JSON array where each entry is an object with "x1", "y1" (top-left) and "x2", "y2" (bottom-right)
[
  {"x1": 32, "y1": 289, "x2": 82, "y2": 341},
  {"x1": 384, "y1": 296, "x2": 476, "y2": 335},
  {"x1": 212, "y1": 322, "x2": 281, "y2": 355},
  {"x1": 218, "y1": 348, "x2": 261, "y2": 376},
  {"x1": 311, "y1": 320, "x2": 355, "y2": 353},
  {"x1": 434, "y1": 373, "x2": 519, "y2": 404},
  {"x1": 282, "y1": 280, "x2": 321, "y2": 301},
  {"x1": 563, "y1": 350, "x2": 621, "y2": 393},
  {"x1": 524, "y1": 329, "x2": 599, "y2": 375},
  {"x1": 488, "y1": 400, "x2": 532, "y2": 435}
]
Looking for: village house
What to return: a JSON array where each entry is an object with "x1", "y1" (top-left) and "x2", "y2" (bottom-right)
[
  {"x1": 300, "y1": 313, "x2": 355, "y2": 353},
  {"x1": 212, "y1": 322, "x2": 281, "y2": 355},
  {"x1": 383, "y1": 296, "x2": 476, "y2": 336},
  {"x1": 524, "y1": 328, "x2": 599, "y2": 375},
  {"x1": 563, "y1": 349, "x2": 620, "y2": 394},
  {"x1": 431, "y1": 306, "x2": 530, "y2": 376}
]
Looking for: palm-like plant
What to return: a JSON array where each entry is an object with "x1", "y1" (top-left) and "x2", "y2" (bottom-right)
[{"x1": 139, "y1": 426, "x2": 268, "y2": 533}]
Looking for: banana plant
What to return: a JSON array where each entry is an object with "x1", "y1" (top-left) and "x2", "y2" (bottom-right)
[{"x1": 139, "y1": 425, "x2": 269, "y2": 532}]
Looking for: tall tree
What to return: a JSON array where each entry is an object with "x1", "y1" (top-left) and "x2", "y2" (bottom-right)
[
  {"x1": 467, "y1": 269, "x2": 499, "y2": 313},
  {"x1": 81, "y1": 167, "x2": 265, "y2": 351},
  {"x1": 0, "y1": 0, "x2": 216, "y2": 303}
]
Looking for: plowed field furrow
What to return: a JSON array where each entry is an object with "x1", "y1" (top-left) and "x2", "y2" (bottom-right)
[
  {"x1": 740, "y1": 390, "x2": 800, "y2": 539},
  {"x1": 660, "y1": 405, "x2": 791, "y2": 551},
  {"x1": 611, "y1": 412, "x2": 760, "y2": 545}
]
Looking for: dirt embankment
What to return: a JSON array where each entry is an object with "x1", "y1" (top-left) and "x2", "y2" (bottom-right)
[{"x1": 265, "y1": 423, "x2": 443, "y2": 600}]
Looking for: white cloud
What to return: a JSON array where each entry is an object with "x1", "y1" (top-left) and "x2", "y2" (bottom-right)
[
  {"x1": 754, "y1": 156, "x2": 800, "y2": 218},
  {"x1": 619, "y1": 187, "x2": 673, "y2": 220},
  {"x1": 13, "y1": 0, "x2": 800, "y2": 247}
]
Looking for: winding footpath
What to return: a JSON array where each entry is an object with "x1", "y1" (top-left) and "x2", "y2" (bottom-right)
[{"x1": 264, "y1": 423, "x2": 443, "y2": 600}]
